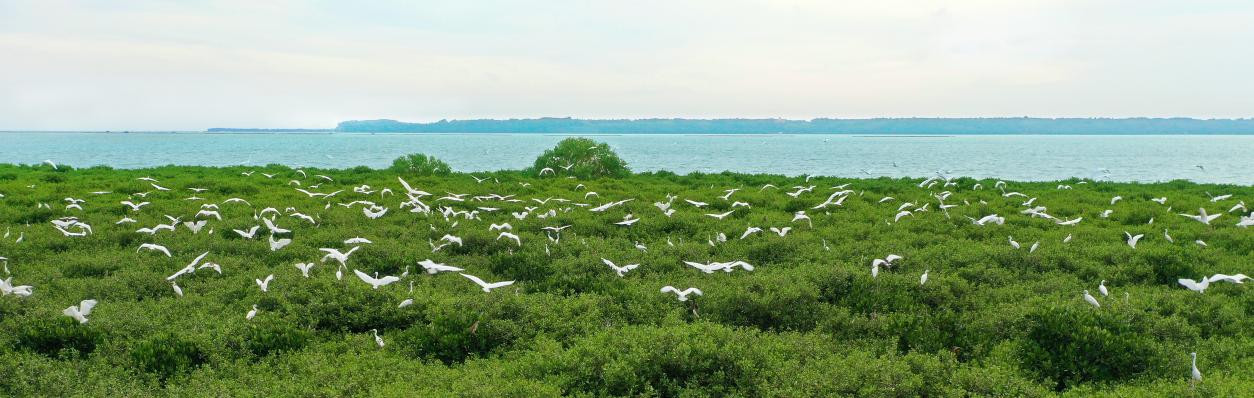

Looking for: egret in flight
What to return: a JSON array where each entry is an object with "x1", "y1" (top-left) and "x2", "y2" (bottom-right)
[
  {"x1": 63, "y1": 299, "x2": 98, "y2": 324},
  {"x1": 661, "y1": 286, "x2": 703, "y2": 301},
  {"x1": 460, "y1": 273, "x2": 515, "y2": 292}
]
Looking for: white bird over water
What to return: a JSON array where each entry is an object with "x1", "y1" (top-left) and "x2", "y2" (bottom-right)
[
  {"x1": 460, "y1": 273, "x2": 515, "y2": 292},
  {"x1": 63, "y1": 299, "x2": 98, "y2": 324},
  {"x1": 660, "y1": 286, "x2": 703, "y2": 301}
]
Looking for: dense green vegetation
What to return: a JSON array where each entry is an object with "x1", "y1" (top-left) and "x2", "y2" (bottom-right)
[{"x1": 0, "y1": 142, "x2": 1250, "y2": 397}]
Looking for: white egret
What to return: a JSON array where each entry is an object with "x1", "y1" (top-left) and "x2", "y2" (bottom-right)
[
  {"x1": 660, "y1": 286, "x2": 703, "y2": 301},
  {"x1": 62, "y1": 299, "x2": 98, "y2": 324},
  {"x1": 1178, "y1": 208, "x2": 1221, "y2": 225},
  {"x1": 268, "y1": 235, "x2": 292, "y2": 251},
  {"x1": 602, "y1": 258, "x2": 639, "y2": 277},
  {"x1": 353, "y1": 269, "x2": 400, "y2": 289},
  {"x1": 705, "y1": 210, "x2": 734, "y2": 220},
  {"x1": 295, "y1": 262, "x2": 314, "y2": 278},
  {"x1": 1008, "y1": 236, "x2": 1020, "y2": 249},
  {"x1": 233, "y1": 226, "x2": 260, "y2": 239},
  {"x1": 769, "y1": 227, "x2": 791, "y2": 237},
  {"x1": 1207, "y1": 273, "x2": 1249, "y2": 284},
  {"x1": 1125, "y1": 231, "x2": 1144, "y2": 249},
  {"x1": 246, "y1": 304, "x2": 258, "y2": 320},
  {"x1": 256, "y1": 274, "x2": 274, "y2": 292},
  {"x1": 319, "y1": 247, "x2": 360, "y2": 266},
  {"x1": 1178, "y1": 277, "x2": 1210, "y2": 293},
  {"x1": 1191, "y1": 352, "x2": 1202, "y2": 387},
  {"x1": 263, "y1": 217, "x2": 290, "y2": 234},
  {"x1": 920, "y1": 269, "x2": 929, "y2": 285},
  {"x1": 460, "y1": 273, "x2": 515, "y2": 292},
  {"x1": 496, "y1": 232, "x2": 522, "y2": 246},
  {"x1": 1083, "y1": 290, "x2": 1100, "y2": 308},
  {"x1": 418, "y1": 259, "x2": 463, "y2": 274},
  {"x1": 1099, "y1": 280, "x2": 1109, "y2": 297},
  {"x1": 137, "y1": 243, "x2": 172, "y2": 257},
  {"x1": 371, "y1": 329, "x2": 385, "y2": 348}
]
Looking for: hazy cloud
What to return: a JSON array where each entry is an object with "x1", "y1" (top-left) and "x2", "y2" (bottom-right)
[{"x1": 2, "y1": 0, "x2": 1252, "y2": 130}]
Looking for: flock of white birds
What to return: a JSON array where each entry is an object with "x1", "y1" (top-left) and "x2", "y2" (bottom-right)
[{"x1": 2, "y1": 165, "x2": 1252, "y2": 384}]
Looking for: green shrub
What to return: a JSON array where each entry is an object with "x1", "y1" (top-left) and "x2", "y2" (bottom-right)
[
  {"x1": 1019, "y1": 306, "x2": 1168, "y2": 390},
  {"x1": 13, "y1": 317, "x2": 104, "y2": 359},
  {"x1": 388, "y1": 153, "x2": 452, "y2": 176},
  {"x1": 531, "y1": 137, "x2": 629, "y2": 178},
  {"x1": 243, "y1": 320, "x2": 310, "y2": 357},
  {"x1": 130, "y1": 333, "x2": 208, "y2": 381}
]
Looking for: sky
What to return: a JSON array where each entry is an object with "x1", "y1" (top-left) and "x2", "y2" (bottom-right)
[{"x1": 2, "y1": 0, "x2": 1252, "y2": 131}]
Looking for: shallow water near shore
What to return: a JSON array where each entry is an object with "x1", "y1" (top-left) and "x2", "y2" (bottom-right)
[{"x1": 4, "y1": 132, "x2": 1253, "y2": 184}]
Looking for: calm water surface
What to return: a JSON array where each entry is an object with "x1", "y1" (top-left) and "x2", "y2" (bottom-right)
[{"x1": 3, "y1": 132, "x2": 1252, "y2": 184}]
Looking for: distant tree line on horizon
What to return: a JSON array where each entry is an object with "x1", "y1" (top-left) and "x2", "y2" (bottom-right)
[{"x1": 209, "y1": 117, "x2": 1254, "y2": 134}]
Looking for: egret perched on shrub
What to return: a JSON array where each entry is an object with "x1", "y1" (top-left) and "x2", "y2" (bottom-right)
[
  {"x1": 1191, "y1": 352, "x2": 1202, "y2": 388},
  {"x1": 371, "y1": 329, "x2": 385, "y2": 348},
  {"x1": 1083, "y1": 290, "x2": 1100, "y2": 308}
]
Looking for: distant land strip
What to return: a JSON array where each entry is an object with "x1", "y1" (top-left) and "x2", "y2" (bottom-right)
[{"x1": 206, "y1": 117, "x2": 1254, "y2": 134}]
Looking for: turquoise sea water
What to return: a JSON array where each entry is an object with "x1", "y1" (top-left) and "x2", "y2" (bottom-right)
[{"x1": 3, "y1": 132, "x2": 1252, "y2": 184}]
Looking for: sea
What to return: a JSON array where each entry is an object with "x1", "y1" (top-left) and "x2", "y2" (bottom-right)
[{"x1": 3, "y1": 132, "x2": 1252, "y2": 185}]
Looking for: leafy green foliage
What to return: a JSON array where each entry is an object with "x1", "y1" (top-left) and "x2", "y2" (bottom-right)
[
  {"x1": 130, "y1": 333, "x2": 208, "y2": 381},
  {"x1": 388, "y1": 153, "x2": 452, "y2": 176},
  {"x1": 13, "y1": 317, "x2": 103, "y2": 359},
  {"x1": 243, "y1": 320, "x2": 311, "y2": 358},
  {"x1": 1020, "y1": 306, "x2": 1172, "y2": 390},
  {"x1": 531, "y1": 137, "x2": 630, "y2": 178},
  {"x1": 0, "y1": 163, "x2": 1250, "y2": 395}
]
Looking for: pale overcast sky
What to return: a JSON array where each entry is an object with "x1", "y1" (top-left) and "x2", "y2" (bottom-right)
[{"x1": 2, "y1": 0, "x2": 1252, "y2": 130}]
